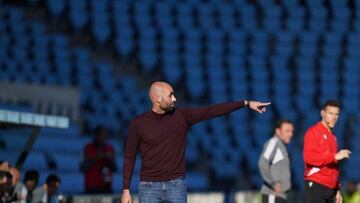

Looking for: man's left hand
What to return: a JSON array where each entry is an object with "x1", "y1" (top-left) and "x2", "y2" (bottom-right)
[
  {"x1": 248, "y1": 101, "x2": 271, "y2": 113},
  {"x1": 335, "y1": 190, "x2": 342, "y2": 203}
]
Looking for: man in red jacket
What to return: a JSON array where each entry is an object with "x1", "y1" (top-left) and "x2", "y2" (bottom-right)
[
  {"x1": 81, "y1": 126, "x2": 117, "y2": 194},
  {"x1": 303, "y1": 100, "x2": 351, "y2": 203}
]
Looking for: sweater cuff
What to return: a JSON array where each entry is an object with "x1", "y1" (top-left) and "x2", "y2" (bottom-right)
[{"x1": 243, "y1": 100, "x2": 249, "y2": 107}]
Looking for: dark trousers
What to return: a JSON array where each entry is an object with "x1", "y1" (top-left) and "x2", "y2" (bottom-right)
[
  {"x1": 262, "y1": 194, "x2": 287, "y2": 203},
  {"x1": 304, "y1": 180, "x2": 337, "y2": 203}
]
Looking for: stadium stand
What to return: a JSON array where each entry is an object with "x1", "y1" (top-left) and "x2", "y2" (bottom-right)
[{"x1": 0, "y1": 0, "x2": 359, "y2": 202}]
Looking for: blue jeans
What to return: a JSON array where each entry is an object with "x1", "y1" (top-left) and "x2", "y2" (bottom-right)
[{"x1": 138, "y1": 177, "x2": 187, "y2": 203}]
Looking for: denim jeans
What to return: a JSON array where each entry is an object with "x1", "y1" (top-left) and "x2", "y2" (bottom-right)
[{"x1": 138, "y1": 177, "x2": 187, "y2": 203}]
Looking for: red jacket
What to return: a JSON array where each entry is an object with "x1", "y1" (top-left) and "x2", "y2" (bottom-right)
[
  {"x1": 303, "y1": 122, "x2": 339, "y2": 189},
  {"x1": 84, "y1": 142, "x2": 115, "y2": 191}
]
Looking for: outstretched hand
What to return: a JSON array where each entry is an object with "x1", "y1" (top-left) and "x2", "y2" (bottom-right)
[{"x1": 248, "y1": 101, "x2": 271, "y2": 113}]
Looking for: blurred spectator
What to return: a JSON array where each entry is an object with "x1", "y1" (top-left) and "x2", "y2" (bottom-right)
[
  {"x1": 343, "y1": 180, "x2": 360, "y2": 203},
  {"x1": 258, "y1": 120, "x2": 294, "y2": 203},
  {"x1": 0, "y1": 161, "x2": 12, "y2": 203},
  {"x1": 80, "y1": 126, "x2": 116, "y2": 194},
  {"x1": 23, "y1": 170, "x2": 39, "y2": 203},
  {"x1": 32, "y1": 174, "x2": 61, "y2": 203},
  {"x1": 9, "y1": 167, "x2": 27, "y2": 203}
]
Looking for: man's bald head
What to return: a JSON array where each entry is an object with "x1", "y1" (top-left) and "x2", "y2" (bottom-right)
[
  {"x1": 149, "y1": 81, "x2": 176, "y2": 114},
  {"x1": 149, "y1": 82, "x2": 171, "y2": 101}
]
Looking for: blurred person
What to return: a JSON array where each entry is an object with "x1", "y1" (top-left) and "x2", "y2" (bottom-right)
[
  {"x1": 121, "y1": 81, "x2": 271, "y2": 203},
  {"x1": 81, "y1": 126, "x2": 116, "y2": 194},
  {"x1": 23, "y1": 170, "x2": 39, "y2": 203},
  {"x1": 32, "y1": 174, "x2": 61, "y2": 203},
  {"x1": 343, "y1": 180, "x2": 360, "y2": 203},
  {"x1": 258, "y1": 120, "x2": 294, "y2": 203},
  {"x1": 0, "y1": 161, "x2": 12, "y2": 203},
  {"x1": 10, "y1": 167, "x2": 27, "y2": 203},
  {"x1": 303, "y1": 100, "x2": 351, "y2": 203}
]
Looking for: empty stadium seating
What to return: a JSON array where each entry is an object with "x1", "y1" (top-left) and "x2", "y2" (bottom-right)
[{"x1": 0, "y1": 0, "x2": 359, "y2": 197}]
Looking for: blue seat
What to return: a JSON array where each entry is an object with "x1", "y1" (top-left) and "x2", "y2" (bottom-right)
[
  {"x1": 229, "y1": 29, "x2": 247, "y2": 44},
  {"x1": 54, "y1": 153, "x2": 81, "y2": 173},
  {"x1": 240, "y1": 13, "x2": 258, "y2": 30},
  {"x1": 28, "y1": 20, "x2": 46, "y2": 37},
  {"x1": 69, "y1": 7, "x2": 88, "y2": 31},
  {"x1": 322, "y1": 44, "x2": 342, "y2": 57},
  {"x1": 161, "y1": 39, "x2": 179, "y2": 53},
  {"x1": 198, "y1": 4, "x2": 215, "y2": 29},
  {"x1": 285, "y1": 17, "x2": 304, "y2": 32},
  {"x1": 8, "y1": 20, "x2": 26, "y2": 35},
  {"x1": 306, "y1": 0, "x2": 325, "y2": 10},
  {"x1": 343, "y1": 96, "x2": 360, "y2": 115},
  {"x1": 309, "y1": 19, "x2": 327, "y2": 33},
  {"x1": 346, "y1": 44, "x2": 360, "y2": 58},
  {"x1": 139, "y1": 51, "x2": 158, "y2": 73},
  {"x1": 324, "y1": 32, "x2": 343, "y2": 45},
  {"x1": 92, "y1": 21, "x2": 111, "y2": 44},
  {"x1": 154, "y1": 2, "x2": 172, "y2": 28},
  {"x1": 319, "y1": 57, "x2": 339, "y2": 71},
  {"x1": 333, "y1": 7, "x2": 351, "y2": 21},
  {"x1": 298, "y1": 44, "x2": 318, "y2": 58},
  {"x1": 184, "y1": 40, "x2": 202, "y2": 55},
  {"x1": 263, "y1": 4, "x2": 282, "y2": 18},
  {"x1": 162, "y1": 63, "x2": 182, "y2": 84},
  {"x1": 185, "y1": 67, "x2": 205, "y2": 101},
  {"x1": 115, "y1": 26, "x2": 134, "y2": 56},
  {"x1": 50, "y1": 34, "x2": 69, "y2": 49},
  {"x1": 23, "y1": 152, "x2": 48, "y2": 171},
  {"x1": 59, "y1": 173, "x2": 84, "y2": 195},
  {"x1": 89, "y1": 0, "x2": 108, "y2": 12},
  {"x1": 46, "y1": 0, "x2": 66, "y2": 17},
  {"x1": 6, "y1": 7, "x2": 23, "y2": 23},
  {"x1": 309, "y1": 6, "x2": 327, "y2": 21},
  {"x1": 228, "y1": 43, "x2": 246, "y2": 56},
  {"x1": 263, "y1": 17, "x2": 281, "y2": 32},
  {"x1": 207, "y1": 41, "x2": 224, "y2": 55},
  {"x1": 347, "y1": 32, "x2": 360, "y2": 45},
  {"x1": 186, "y1": 172, "x2": 209, "y2": 190},
  {"x1": 72, "y1": 47, "x2": 91, "y2": 62},
  {"x1": 206, "y1": 53, "x2": 223, "y2": 68},
  {"x1": 161, "y1": 28, "x2": 180, "y2": 41},
  {"x1": 207, "y1": 28, "x2": 224, "y2": 42},
  {"x1": 295, "y1": 56, "x2": 316, "y2": 70},
  {"x1": 353, "y1": 19, "x2": 360, "y2": 32},
  {"x1": 11, "y1": 46, "x2": 28, "y2": 62},
  {"x1": 275, "y1": 31, "x2": 295, "y2": 44},
  {"x1": 300, "y1": 32, "x2": 320, "y2": 44},
  {"x1": 219, "y1": 11, "x2": 236, "y2": 30}
]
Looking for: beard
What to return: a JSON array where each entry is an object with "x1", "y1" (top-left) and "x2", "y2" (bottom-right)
[{"x1": 160, "y1": 102, "x2": 175, "y2": 112}]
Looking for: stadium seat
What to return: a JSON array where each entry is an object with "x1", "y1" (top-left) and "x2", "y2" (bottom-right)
[{"x1": 46, "y1": 0, "x2": 66, "y2": 17}]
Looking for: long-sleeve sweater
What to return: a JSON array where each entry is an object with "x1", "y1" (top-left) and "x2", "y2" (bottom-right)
[
  {"x1": 122, "y1": 101, "x2": 246, "y2": 189},
  {"x1": 258, "y1": 136, "x2": 291, "y2": 199}
]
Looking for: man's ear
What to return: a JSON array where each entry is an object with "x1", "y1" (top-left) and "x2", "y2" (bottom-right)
[
  {"x1": 320, "y1": 110, "x2": 324, "y2": 118},
  {"x1": 275, "y1": 128, "x2": 280, "y2": 136}
]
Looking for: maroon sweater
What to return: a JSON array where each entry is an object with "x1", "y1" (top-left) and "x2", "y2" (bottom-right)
[{"x1": 122, "y1": 101, "x2": 246, "y2": 189}]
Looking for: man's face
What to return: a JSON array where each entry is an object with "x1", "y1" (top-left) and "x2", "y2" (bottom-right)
[
  {"x1": 158, "y1": 85, "x2": 176, "y2": 112},
  {"x1": 25, "y1": 180, "x2": 37, "y2": 191},
  {"x1": 95, "y1": 130, "x2": 107, "y2": 145},
  {"x1": 321, "y1": 106, "x2": 340, "y2": 129},
  {"x1": 276, "y1": 122, "x2": 294, "y2": 144},
  {"x1": 48, "y1": 182, "x2": 60, "y2": 195}
]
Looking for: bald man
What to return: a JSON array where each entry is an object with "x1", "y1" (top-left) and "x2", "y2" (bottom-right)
[{"x1": 121, "y1": 81, "x2": 271, "y2": 203}]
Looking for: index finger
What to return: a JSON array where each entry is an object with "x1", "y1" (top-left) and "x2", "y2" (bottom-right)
[{"x1": 260, "y1": 102, "x2": 271, "y2": 106}]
